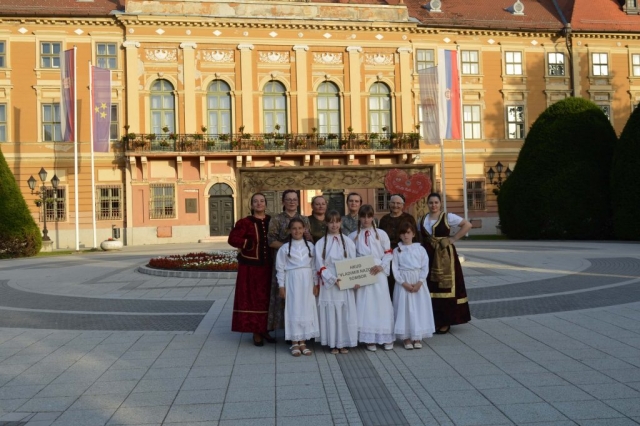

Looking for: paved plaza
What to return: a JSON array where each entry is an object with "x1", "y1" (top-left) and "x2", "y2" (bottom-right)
[{"x1": 1, "y1": 240, "x2": 640, "y2": 425}]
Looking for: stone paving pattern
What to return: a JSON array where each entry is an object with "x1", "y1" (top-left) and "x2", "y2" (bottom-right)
[{"x1": 0, "y1": 241, "x2": 639, "y2": 425}]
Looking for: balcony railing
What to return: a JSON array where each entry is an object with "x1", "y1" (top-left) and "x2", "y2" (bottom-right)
[{"x1": 123, "y1": 132, "x2": 421, "y2": 153}]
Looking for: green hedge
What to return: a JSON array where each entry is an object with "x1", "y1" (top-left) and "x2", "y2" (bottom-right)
[
  {"x1": 0, "y1": 149, "x2": 42, "y2": 258},
  {"x1": 611, "y1": 106, "x2": 640, "y2": 240},
  {"x1": 498, "y1": 98, "x2": 617, "y2": 239}
]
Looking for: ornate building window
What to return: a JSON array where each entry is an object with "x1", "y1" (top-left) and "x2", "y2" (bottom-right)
[
  {"x1": 96, "y1": 43, "x2": 117, "y2": 69},
  {"x1": 461, "y1": 50, "x2": 480, "y2": 75},
  {"x1": 150, "y1": 183, "x2": 175, "y2": 219},
  {"x1": 97, "y1": 185, "x2": 122, "y2": 220},
  {"x1": 632, "y1": 54, "x2": 640, "y2": 77},
  {"x1": 416, "y1": 49, "x2": 435, "y2": 71},
  {"x1": 505, "y1": 51, "x2": 523, "y2": 75},
  {"x1": 42, "y1": 103, "x2": 62, "y2": 142},
  {"x1": 317, "y1": 82, "x2": 340, "y2": 135},
  {"x1": 110, "y1": 104, "x2": 119, "y2": 141},
  {"x1": 376, "y1": 188, "x2": 392, "y2": 211},
  {"x1": 263, "y1": 81, "x2": 287, "y2": 133},
  {"x1": 368, "y1": 82, "x2": 391, "y2": 133},
  {"x1": 207, "y1": 80, "x2": 231, "y2": 135},
  {"x1": 463, "y1": 105, "x2": 482, "y2": 139},
  {"x1": 40, "y1": 42, "x2": 61, "y2": 68},
  {"x1": 467, "y1": 180, "x2": 485, "y2": 211},
  {"x1": 506, "y1": 105, "x2": 525, "y2": 139},
  {"x1": 43, "y1": 186, "x2": 66, "y2": 222},
  {"x1": 0, "y1": 41, "x2": 5, "y2": 68},
  {"x1": 592, "y1": 53, "x2": 609, "y2": 76},
  {"x1": 150, "y1": 79, "x2": 175, "y2": 134},
  {"x1": 0, "y1": 104, "x2": 6, "y2": 142},
  {"x1": 547, "y1": 53, "x2": 565, "y2": 76}
]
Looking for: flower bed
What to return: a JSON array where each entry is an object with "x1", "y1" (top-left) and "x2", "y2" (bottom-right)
[{"x1": 148, "y1": 251, "x2": 238, "y2": 271}]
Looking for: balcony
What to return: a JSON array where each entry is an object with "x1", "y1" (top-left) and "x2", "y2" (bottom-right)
[{"x1": 123, "y1": 132, "x2": 421, "y2": 154}]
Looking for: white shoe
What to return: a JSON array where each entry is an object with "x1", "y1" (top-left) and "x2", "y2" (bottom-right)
[
  {"x1": 413, "y1": 341, "x2": 423, "y2": 349},
  {"x1": 403, "y1": 342, "x2": 414, "y2": 350},
  {"x1": 366, "y1": 344, "x2": 377, "y2": 352},
  {"x1": 384, "y1": 343, "x2": 394, "y2": 351}
]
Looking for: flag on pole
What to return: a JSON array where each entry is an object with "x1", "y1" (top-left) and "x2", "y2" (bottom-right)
[
  {"x1": 419, "y1": 49, "x2": 462, "y2": 144},
  {"x1": 59, "y1": 49, "x2": 75, "y2": 142},
  {"x1": 91, "y1": 66, "x2": 111, "y2": 152}
]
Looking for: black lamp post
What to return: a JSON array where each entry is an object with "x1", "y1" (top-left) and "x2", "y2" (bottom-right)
[
  {"x1": 486, "y1": 161, "x2": 512, "y2": 193},
  {"x1": 27, "y1": 167, "x2": 60, "y2": 242}
]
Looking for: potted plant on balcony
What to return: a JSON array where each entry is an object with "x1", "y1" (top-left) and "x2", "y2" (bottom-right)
[
  {"x1": 253, "y1": 139, "x2": 265, "y2": 150},
  {"x1": 339, "y1": 138, "x2": 348, "y2": 149}
]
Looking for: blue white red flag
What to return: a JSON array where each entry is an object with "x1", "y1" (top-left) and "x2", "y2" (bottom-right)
[
  {"x1": 419, "y1": 49, "x2": 462, "y2": 143},
  {"x1": 59, "y1": 49, "x2": 75, "y2": 142},
  {"x1": 91, "y1": 66, "x2": 111, "y2": 152}
]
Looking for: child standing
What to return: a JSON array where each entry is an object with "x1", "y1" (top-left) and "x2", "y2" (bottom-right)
[
  {"x1": 276, "y1": 218, "x2": 320, "y2": 356},
  {"x1": 348, "y1": 204, "x2": 395, "y2": 351},
  {"x1": 392, "y1": 221, "x2": 435, "y2": 349},
  {"x1": 315, "y1": 210, "x2": 358, "y2": 354}
]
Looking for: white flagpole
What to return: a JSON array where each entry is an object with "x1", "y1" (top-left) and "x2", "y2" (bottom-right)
[
  {"x1": 456, "y1": 46, "x2": 469, "y2": 225},
  {"x1": 440, "y1": 142, "x2": 447, "y2": 212},
  {"x1": 73, "y1": 45, "x2": 80, "y2": 251},
  {"x1": 89, "y1": 62, "x2": 97, "y2": 248}
]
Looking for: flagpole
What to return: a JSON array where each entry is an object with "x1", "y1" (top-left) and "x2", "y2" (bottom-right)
[
  {"x1": 456, "y1": 45, "x2": 469, "y2": 226},
  {"x1": 73, "y1": 45, "x2": 80, "y2": 251},
  {"x1": 89, "y1": 62, "x2": 97, "y2": 248}
]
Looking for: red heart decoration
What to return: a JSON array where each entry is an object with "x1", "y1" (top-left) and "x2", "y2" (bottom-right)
[{"x1": 384, "y1": 169, "x2": 432, "y2": 207}]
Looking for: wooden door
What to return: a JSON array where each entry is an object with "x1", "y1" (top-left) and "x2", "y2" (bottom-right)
[{"x1": 209, "y1": 196, "x2": 234, "y2": 236}]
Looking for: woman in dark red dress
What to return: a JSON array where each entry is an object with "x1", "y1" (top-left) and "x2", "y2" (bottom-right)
[
  {"x1": 419, "y1": 193, "x2": 472, "y2": 334},
  {"x1": 228, "y1": 193, "x2": 273, "y2": 346}
]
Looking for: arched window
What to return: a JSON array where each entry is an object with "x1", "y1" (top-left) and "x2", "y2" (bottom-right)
[
  {"x1": 207, "y1": 80, "x2": 231, "y2": 135},
  {"x1": 263, "y1": 81, "x2": 287, "y2": 133},
  {"x1": 317, "y1": 82, "x2": 340, "y2": 135},
  {"x1": 208, "y1": 183, "x2": 233, "y2": 196},
  {"x1": 150, "y1": 79, "x2": 175, "y2": 134},
  {"x1": 368, "y1": 82, "x2": 391, "y2": 134}
]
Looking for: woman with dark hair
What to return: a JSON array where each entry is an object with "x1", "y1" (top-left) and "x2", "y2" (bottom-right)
[
  {"x1": 308, "y1": 195, "x2": 328, "y2": 243},
  {"x1": 228, "y1": 193, "x2": 273, "y2": 346},
  {"x1": 266, "y1": 189, "x2": 312, "y2": 335},
  {"x1": 378, "y1": 193, "x2": 420, "y2": 297},
  {"x1": 418, "y1": 192, "x2": 472, "y2": 334},
  {"x1": 341, "y1": 192, "x2": 363, "y2": 236}
]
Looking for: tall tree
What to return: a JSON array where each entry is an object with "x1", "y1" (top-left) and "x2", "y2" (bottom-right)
[
  {"x1": 498, "y1": 98, "x2": 617, "y2": 239},
  {"x1": 0, "y1": 149, "x2": 42, "y2": 258}
]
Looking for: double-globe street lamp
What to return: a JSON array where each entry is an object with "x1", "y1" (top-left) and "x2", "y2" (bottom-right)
[
  {"x1": 486, "y1": 161, "x2": 512, "y2": 194},
  {"x1": 27, "y1": 167, "x2": 60, "y2": 242}
]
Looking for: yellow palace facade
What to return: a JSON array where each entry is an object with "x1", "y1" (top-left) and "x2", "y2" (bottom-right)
[{"x1": 0, "y1": 0, "x2": 638, "y2": 247}]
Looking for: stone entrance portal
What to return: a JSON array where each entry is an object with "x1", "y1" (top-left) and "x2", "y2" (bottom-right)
[{"x1": 238, "y1": 165, "x2": 434, "y2": 218}]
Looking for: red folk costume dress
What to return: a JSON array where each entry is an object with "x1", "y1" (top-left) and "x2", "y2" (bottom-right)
[
  {"x1": 228, "y1": 215, "x2": 272, "y2": 334},
  {"x1": 419, "y1": 212, "x2": 471, "y2": 329}
]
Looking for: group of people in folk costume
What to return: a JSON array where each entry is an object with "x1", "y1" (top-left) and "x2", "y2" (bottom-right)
[{"x1": 228, "y1": 190, "x2": 472, "y2": 356}]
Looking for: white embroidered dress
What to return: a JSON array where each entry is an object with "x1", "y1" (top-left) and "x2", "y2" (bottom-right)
[
  {"x1": 392, "y1": 242, "x2": 436, "y2": 340},
  {"x1": 315, "y1": 234, "x2": 359, "y2": 349},
  {"x1": 348, "y1": 228, "x2": 395, "y2": 344},
  {"x1": 276, "y1": 239, "x2": 320, "y2": 341}
]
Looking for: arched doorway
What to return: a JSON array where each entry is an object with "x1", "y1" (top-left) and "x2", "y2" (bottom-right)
[{"x1": 208, "y1": 183, "x2": 234, "y2": 236}]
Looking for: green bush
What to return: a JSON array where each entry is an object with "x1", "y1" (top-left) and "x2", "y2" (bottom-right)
[
  {"x1": 611, "y1": 105, "x2": 640, "y2": 240},
  {"x1": 498, "y1": 98, "x2": 616, "y2": 239},
  {"x1": 0, "y1": 149, "x2": 42, "y2": 258}
]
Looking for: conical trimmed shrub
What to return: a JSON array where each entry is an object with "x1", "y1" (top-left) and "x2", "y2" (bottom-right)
[
  {"x1": 0, "y1": 149, "x2": 42, "y2": 258},
  {"x1": 498, "y1": 98, "x2": 616, "y2": 239},
  {"x1": 611, "y1": 106, "x2": 640, "y2": 240}
]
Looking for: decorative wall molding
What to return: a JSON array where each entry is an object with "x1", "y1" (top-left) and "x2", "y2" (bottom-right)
[
  {"x1": 397, "y1": 47, "x2": 412, "y2": 54},
  {"x1": 313, "y1": 52, "x2": 343, "y2": 64},
  {"x1": 258, "y1": 51, "x2": 289, "y2": 63},
  {"x1": 292, "y1": 45, "x2": 309, "y2": 51},
  {"x1": 237, "y1": 44, "x2": 254, "y2": 51},
  {"x1": 145, "y1": 49, "x2": 177, "y2": 62},
  {"x1": 346, "y1": 46, "x2": 363, "y2": 53},
  {"x1": 202, "y1": 50, "x2": 234, "y2": 63},
  {"x1": 179, "y1": 42, "x2": 197, "y2": 49},
  {"x1": 365, "y1": 53, "x2": 394, "y2": 65},
  {"x1": 122, "y1": 40, "x2": 140, "y2": 49}
]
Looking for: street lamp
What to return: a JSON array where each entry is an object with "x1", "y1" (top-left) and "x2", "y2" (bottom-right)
[
  {"x1": 27, "y1": 167, "x2": 60, "y2": 241},
  {"x1": 486, "y1": 161, "x2": 512, "y2": 194}
]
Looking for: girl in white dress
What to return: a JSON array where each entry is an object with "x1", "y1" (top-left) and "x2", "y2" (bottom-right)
[
  {"x1": 277, "y1": 218, "x2": 320, "y2": 356},
  {"x1": 315, "y1": 210, "x2": 359, "y2": 355},
  {"x1": 348, "y1": 204, "x2": 395, "y2": 351},
  {"x1": 392, "y1": 221, "x2": 435, "y2": 350}
]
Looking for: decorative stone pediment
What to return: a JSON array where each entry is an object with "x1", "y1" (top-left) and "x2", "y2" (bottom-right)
[
  {"x1": 259, "y1": 52, "x2": 290, "y2": 64},
  {"x1": 202, "y1": 50, "x2": 234, "y2": 63},
  {"x1": 313, "y1": 52, "x2": 343, "y2": 65},
  {"x1": 365, "y1": 53, "x2": 394, "y2": 66},
  {"x1": 145, "y1": 49, "x2": 177, "y2": 62}
]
